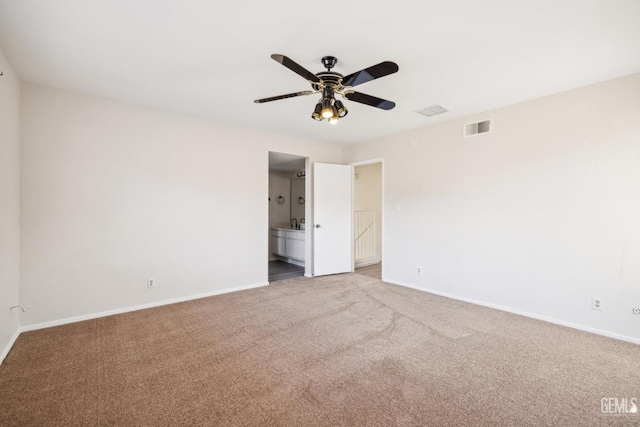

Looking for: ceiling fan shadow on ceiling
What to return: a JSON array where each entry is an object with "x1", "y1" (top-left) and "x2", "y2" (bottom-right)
[{"x1": 254, "y1": 54, "x2": 399, "y2": 124}]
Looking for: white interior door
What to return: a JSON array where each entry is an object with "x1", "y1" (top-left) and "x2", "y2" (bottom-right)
[{"x1": 313, "y1": 163, "x2": 353, "y2": 276}]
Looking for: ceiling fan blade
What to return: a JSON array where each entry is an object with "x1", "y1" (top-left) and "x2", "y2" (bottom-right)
[
  {"x1": 254, "y1": 90, "x2": 313, "y2": 104},
  {"x1": 344, "y1": 91, "x2": 395, "y2": 110},
  {"x1": 271, "y1": 54, "x2": 321, "y2": 84},
  {"x1": 341, "y1": 61, "x2": 399, "y2": 88}
]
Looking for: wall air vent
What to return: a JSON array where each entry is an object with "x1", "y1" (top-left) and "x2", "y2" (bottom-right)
[
  {"x1": 464, "y1": 119, "x2": 492, "y2": 137},
  {"x1": 415, "y1": 105, "x2": 448, "y2": 117}
]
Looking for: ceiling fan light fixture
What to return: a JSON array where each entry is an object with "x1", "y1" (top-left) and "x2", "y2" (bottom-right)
[
  {"x1": 311, "y1": 102, "x2": 323, "y2": 121},
  {"x1": 328, "y1": 104, "x2": 340, "y2": 124},
  {"x1": 334, "y1": 100, "x2": 348, "y2": 118},
  {"x1": 321, "y1": 98, "x2": 334, "y2": 119}
]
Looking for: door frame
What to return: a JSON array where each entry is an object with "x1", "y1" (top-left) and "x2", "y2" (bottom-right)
[
  {"x1": 267, "y1": 152, "x2": 312, "y2": 279},
  {"x1": 350, "y1": 158, "x2": 385, "y2": 280}
]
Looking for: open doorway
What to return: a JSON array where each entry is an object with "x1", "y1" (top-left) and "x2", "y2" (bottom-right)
[
  {"x1": 268, "y1": 152, "x2": 308, "y2": 282},
  {"x1": 352, "y1": 160, "x2": 383, "y2": 280}
]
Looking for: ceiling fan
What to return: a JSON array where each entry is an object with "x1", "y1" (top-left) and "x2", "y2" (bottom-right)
[{"x1": 254, "y1": 54, "x2": 399, "y2": 124}]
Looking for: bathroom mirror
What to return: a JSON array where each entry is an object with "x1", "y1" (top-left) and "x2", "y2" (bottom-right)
[{"x1": 290, "y1": 178, "x2": 305, "y2": 225}]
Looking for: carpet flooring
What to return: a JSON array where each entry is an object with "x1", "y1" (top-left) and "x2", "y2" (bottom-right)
[{"x1": 1, "y1": 274, "x2": 638, "y2": 426}]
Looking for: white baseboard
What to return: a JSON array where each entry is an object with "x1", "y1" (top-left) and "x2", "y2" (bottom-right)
[
  {"x1": 384, "y1": 278, "x2": 640, "y2": 346},
  {"x1": 355, "y1": 258, "x2": 380, "y2": 268},
  {"x1": 20, "y1": 281, "x2": 269, "y2": 333},
  {"x1": 0, "y1": 328, "x2": 22, "y2": 366}
]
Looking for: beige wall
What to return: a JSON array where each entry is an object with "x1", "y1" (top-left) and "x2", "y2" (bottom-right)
[
  {"x1": 8, "y1": 68, "x2": 640, "y2": 343},
  {"x1": 344, "y1": 72, "x2": 640, "y2": 341},
  {"x1": 354, "y1": 163, "x2": 382, "y2": 261},
  {"x1": 0, "y1": 50, "x2": 21, "y2": 360},
  {"x1": 19, "y1": 83, "x2": 341, "y2": 326}
]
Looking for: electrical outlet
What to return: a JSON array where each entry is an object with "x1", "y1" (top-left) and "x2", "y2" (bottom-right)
[
  {"x1": 147, "y1": 278, "x2": 156, "y2": 289},
  {"x1": 632, "y1": 308, "x2": 640, "y2": 315},
  {"x1": 592, "y1": 297, "x2": 602, "y2": 311},
  {"x1": 417, "y1": 266, "x2": 422, "y2": 275}
]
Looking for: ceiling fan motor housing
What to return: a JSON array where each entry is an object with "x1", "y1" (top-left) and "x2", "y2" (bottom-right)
[{"x1": 312, "y1": 72, "x2": 343, "y2": 92}]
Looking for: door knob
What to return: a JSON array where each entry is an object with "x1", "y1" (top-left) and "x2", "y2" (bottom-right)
[{"x1": 315, "y1": 224, "x2": 321, "y2": 228}]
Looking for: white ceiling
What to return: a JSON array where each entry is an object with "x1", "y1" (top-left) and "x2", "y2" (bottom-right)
[{"x1": 1, "y1": 1, "x2": 639, "y2": 145}]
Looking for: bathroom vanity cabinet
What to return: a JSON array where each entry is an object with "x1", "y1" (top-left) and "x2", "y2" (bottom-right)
[{"x1": 272, "y1": 228, "x2": 305, "y2": 261}]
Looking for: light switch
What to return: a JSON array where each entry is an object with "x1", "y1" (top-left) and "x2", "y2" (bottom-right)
[{"x1": 394, "y1": 202, "x2": 400, "y2": 212}]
